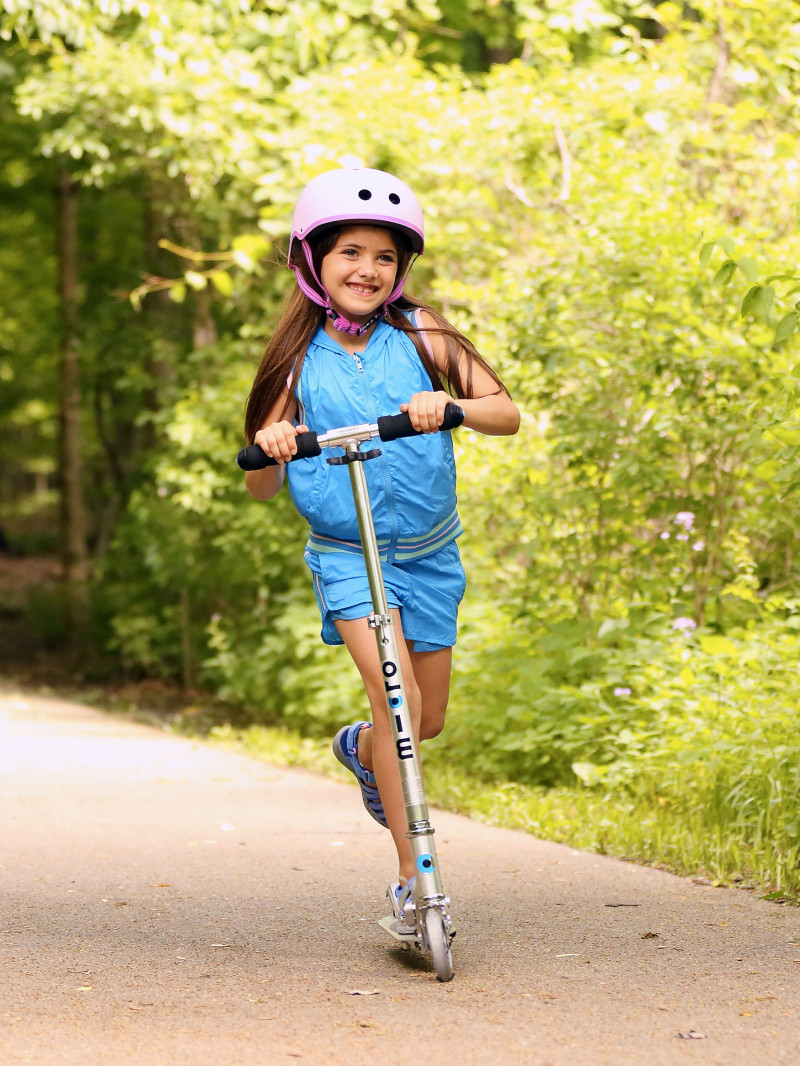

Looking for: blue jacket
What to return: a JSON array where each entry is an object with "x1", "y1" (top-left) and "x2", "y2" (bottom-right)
[{"x1": 286, "y1": 318, "x2": 461, "y2": 563}]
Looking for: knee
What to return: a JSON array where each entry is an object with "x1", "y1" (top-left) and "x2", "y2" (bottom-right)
[
  {"x1": 420, "y1": 695, "x2": 448, "y2": 741},
  {"x1": 367, "y1": 676, "x2": 422, "y2": 730},
  {"x1": 420, "y1": 718, "x2": 444, "y2": 741}
]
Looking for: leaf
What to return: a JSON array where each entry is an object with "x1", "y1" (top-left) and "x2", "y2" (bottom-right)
[
  {"x1": 699, "y1": 635, "x2": 738, "y2": 657},
  {"x1": 740, "y1": 284, "x2": 761, "y2": 317},
  {"x1": 232, "y1": 248, "x2": 255, "y2": 271},
  {"x1": 740, "y1": 282, "x2": 775, "y2": 321},
  {"x1": 210, "y1": 270, "x2": 233, "y2": 296},
  {"x1": 712, "y1": 260, "x2": 736, "y2": 287},
  {"x1": 774, "y1": 312, "x2": 799, "y2": 344},
  {"x1": 773, "y1": 462, "x2": 800, "y2": 482},
  {"x1": 765, "y1": 273, "x2": 800, "y2": 284},
  {"x1": 741, "y1": 426, "x2": 764, "y2": 450},
  {"x1": 753, "y1": 285, "x2": 775, "y2": 320},
  {"x1": 736, "y1": 256, "x2": 759, "y2": 283},
  {"x1": 572, "y1": 761, "x2": 610, "y2": 786},
  {"x1": 716, "y1": 236, "x2": 736, "y2": 256},
  {"x1": 598, "y1": 617, "x2": 628, "y2": 638},
  {"x1": 698, "y1": 241, "x2": 715, "y2": 268},
  {"x1": 185, "y1": 270, "x2": 207, "y2": 291}
]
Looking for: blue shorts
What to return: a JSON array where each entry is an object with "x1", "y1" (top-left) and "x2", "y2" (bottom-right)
[{"x1": 304, "y1": 541, "x2": 466, "y2": 653}]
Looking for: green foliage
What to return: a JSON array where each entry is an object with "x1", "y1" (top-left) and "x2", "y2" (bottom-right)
[{"x1": 3, "y1": 0, "x2": 800, "y2": 894}]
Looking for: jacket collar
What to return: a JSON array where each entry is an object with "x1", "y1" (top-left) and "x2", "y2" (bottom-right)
[{"x1": 309, "y1": 318, "x2": 391, "y2": 356}]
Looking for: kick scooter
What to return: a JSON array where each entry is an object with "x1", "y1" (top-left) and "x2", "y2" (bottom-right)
[{"x1": 237, "y1": 403, "x2": 464, "y2": 982}]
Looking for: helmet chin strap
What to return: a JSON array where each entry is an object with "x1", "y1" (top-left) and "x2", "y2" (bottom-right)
[
  {"x1": 293, "y1": 239, "x2": 418, "y2": 337},
  {"x1": 326, "y1": 307, "x2": 382, "y2": 336}
]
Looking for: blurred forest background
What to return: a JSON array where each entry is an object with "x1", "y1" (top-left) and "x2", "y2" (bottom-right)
[{"x1": 1, "y1": 0, "x2": 799, "y2": 896}]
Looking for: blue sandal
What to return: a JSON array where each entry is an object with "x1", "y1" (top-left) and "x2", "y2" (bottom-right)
[
  {"x1": 332, "y1": 722, "x2": 387, "y2": 828},
  {"x1": 388, "y1": 877, "x2": 417, "y2": 935}
]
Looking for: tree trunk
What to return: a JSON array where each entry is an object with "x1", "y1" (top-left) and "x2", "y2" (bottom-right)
[
  {"x1": 55, "y1": 168, "x2": 89, "y2": 632},
  {"x1": 140, "y1": 187, "x2": 179, "y2": 449}
]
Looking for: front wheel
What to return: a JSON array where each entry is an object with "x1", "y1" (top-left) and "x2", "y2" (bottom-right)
[{"x1": 425, "y1": 907, "x2": 454, "y2": 982}]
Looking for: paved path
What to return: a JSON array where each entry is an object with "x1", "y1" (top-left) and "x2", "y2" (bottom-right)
[{"x1": 2, "y1": 691, "x2": 800, "y2": 1065}]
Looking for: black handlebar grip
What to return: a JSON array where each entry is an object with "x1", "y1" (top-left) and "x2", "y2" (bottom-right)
[
  {"x1": 236, "y1": 431, "x2": 321, "y2": 470},
  {"x1": 377, "y1": 402, "x2": 465, "y2": 442}
]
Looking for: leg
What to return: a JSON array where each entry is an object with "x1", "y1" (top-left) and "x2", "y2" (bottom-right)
[
  {"x1": 335, "y1": 611, "x2": 442, "y2": 884},
  {"x1": 408, "y1": 644, "x2": 452, "y2": 741},
  {"x1": 356, "y1": 643, "x2": 453, "y2": 762}
]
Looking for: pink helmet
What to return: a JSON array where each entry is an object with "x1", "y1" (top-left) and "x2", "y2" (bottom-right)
[
  {"x1": 290, "y1": 168, "x2": 424, "y2": 258},
  {"x1": 288, "y1": 168, "x2": 424, "y2": 335}
]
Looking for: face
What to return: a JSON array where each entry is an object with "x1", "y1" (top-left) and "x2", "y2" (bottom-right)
[{"x1": 319, "y1": 226, "x2": 400, "y2": 324}]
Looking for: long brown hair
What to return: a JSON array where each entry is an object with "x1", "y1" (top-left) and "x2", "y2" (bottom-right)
[{"x1": 244, "y1": 226, "x2": 509, "y2": 443}]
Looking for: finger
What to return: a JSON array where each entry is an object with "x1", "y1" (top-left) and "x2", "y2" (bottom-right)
[
  {"x1": 421, "y1": 407, "x2": 438, "y2": 433},
  {"x1": 270, "y1": 434, "x2": 295, "y2": 463},
  {"x1": 284, "y1": 434, "x2": 299, "y2": 460},
  {"x1": 255, "y1": 435, "x2": 283, "y2": 463}
]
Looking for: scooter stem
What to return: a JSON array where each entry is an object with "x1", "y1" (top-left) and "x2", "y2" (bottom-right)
[{"x1": 343, "y1": 438, "x2": 446, "y2": 904}]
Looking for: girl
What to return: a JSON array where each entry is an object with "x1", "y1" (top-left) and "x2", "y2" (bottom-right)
[{"x1": 244, "y1": 168, "x2": 519, "y2": 923}]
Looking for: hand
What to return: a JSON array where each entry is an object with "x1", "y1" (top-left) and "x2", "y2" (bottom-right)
[
  {"x1": 254, "y1": 420, "x2": 310, "y2": 464},
  {"x1": 400, "y1": 391, "x2": 451, "y2": 434}
]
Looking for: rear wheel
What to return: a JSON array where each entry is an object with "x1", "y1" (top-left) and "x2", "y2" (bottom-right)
[{"x1": 425, "y1": 907, "x2": 454, "y2": 982}]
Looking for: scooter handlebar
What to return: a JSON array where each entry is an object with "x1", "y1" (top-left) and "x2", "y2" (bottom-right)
[
  {"x1": 377, "y1": 403, "x2": 464, "y2": 441},
  {"x1": 236, "y1": 403, "x2": 464, "y2": 471},
  {"x1": 236, "y1": 431, "x2": 321, "y2": 470}
]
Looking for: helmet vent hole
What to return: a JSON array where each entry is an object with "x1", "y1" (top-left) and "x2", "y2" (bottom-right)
[
  {"x1": 358, "y1": 189, "x2": 372, "y2": 200},
  {"x1": 388, "y1": 193, "x2": 400, "y2": 204}
]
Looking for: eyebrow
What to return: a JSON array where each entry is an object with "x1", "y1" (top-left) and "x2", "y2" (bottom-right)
[{"x1": 338, "y1": 241, "x2": 397, "y2": 254}]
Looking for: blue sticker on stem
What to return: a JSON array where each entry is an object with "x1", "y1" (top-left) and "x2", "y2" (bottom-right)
[{"x1": 417, "y1": 853, "x2": 435, "y2": 874}]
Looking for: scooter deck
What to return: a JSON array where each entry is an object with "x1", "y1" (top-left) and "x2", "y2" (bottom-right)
[
  {"x1": 378, "y1": 914, "x2": 457, "y2": 944},
  {"x1": 378, "y1": 914, "x2": 419, "y2": 944}
]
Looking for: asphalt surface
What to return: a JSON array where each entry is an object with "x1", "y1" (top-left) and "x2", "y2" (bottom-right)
[{"x1": 2, "y1": 690, "x2": 800, "y2": 1066}]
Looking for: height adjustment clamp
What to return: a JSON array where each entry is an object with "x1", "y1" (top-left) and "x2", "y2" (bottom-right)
[{"x1": 327, "y1": 447, "x2": 382, "y2": 466}]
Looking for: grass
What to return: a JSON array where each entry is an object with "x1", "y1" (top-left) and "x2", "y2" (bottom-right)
[
  {"x1": 203, "y1": 719, "x2": 799, "y2": 904},
  {"x1": 3, "y1": 662, "x2": 797, "y2": 906}
]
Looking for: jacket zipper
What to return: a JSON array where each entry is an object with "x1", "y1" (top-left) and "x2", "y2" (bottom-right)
[{"x1": 351, "y1": 349, "x2": 399, "y2": 560}]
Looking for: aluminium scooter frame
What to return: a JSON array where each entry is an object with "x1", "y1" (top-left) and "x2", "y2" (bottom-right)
[
  {"x1": 237, "y1": 412, "x2": 458, "y2": 968},
  {"x1": 317, "y1": 423, "x2": 454, "y2": 942}
]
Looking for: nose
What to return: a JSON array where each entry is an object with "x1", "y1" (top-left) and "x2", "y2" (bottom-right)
[{"x1": 358, "y1": 258, "x2": 378, "y2": 278}]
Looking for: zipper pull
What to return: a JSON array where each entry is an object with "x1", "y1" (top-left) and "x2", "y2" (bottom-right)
[{"x1": 352, "y1": 352, "x2": 364, "y2": 372}]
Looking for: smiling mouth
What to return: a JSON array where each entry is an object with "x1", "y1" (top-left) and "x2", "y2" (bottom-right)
[{"x1": 347, "y1": 283, "x2": 379, "y2": 295}]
